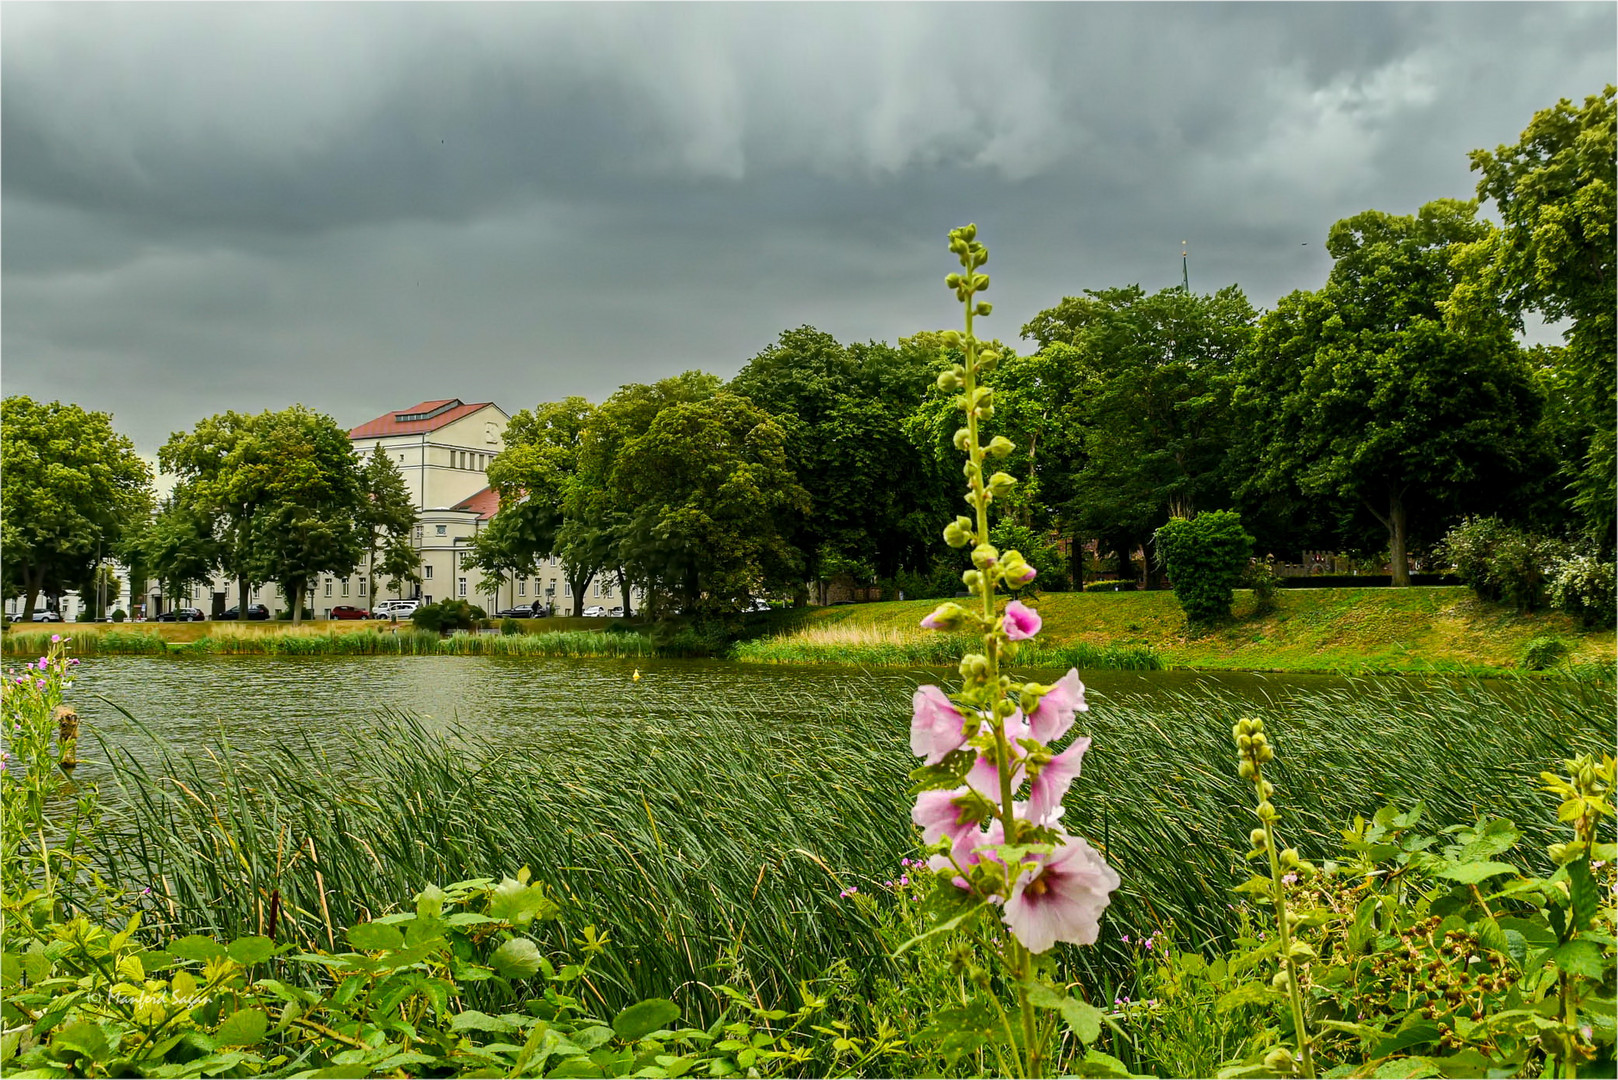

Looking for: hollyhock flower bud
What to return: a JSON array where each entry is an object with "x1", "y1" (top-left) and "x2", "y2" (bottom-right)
[
  {"x1": 1027, "y1": 737, "x2": 1091, "y2": 824},
  {"x1": 943, "y1": 518, "x2": 973, "y2": 548},
  {"x1": 986, "y1": 435, "x2": 1015, "y2": 458},
  {"x1": 1028, "y1": 669, "x2": 1086, "y2": 743},
  {"x1": 1002, "y1": 600, "x2": 1041, "y2": 641},
  {"x1": 1000, "y1": 552, "x2": 1037, "y2": 586},
  {"x1": 953, "y1": 427, "x2": 971, "y2": 451},
  {"x1": 971, "y1": 544, "x2": 1000, "y2": 570},
  {"x1": 987, "y1": 472, "x2": 1016, "y2": 497},
  {"x1": 1002, "y1": 835, "x2": 1120, "y2": 953},
  {"x1": 921, "y1": 602, "x2": 970, "y2": 632},
  {"x1": 910, "y1": 686, "x2": 971, "y2": 765}
]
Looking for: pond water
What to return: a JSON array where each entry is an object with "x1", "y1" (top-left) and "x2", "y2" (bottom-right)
[{"x1": 55, "y1": 653, "x2": 1544, "y2": 773}]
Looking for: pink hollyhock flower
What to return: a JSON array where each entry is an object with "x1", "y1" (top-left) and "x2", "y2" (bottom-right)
[
  {"x1": 912, "y1": 787, "x2": 981, "y2": 848},
  {"x1": 1027, "y1": 737, "x2": 1091, "y2": 824},
  {"x1": 910, "y1": 686, "x2": 971, "y2": 764},
  {"x1": 1002, "y1": 600, "x2": 1041, "y2": 641},
  {"x1": 965, "y1": 710, "x2": 1029, "y2": 798},
  {"x1": 1002, "y1": 835, "x2": 1120, "y2": 953},
  {"x1": 1028, "y1": 668, "x2": 1087, "y2": 743},
  {"x1": 927, "y1": 817, "x2": 1006, "y2": 889}
]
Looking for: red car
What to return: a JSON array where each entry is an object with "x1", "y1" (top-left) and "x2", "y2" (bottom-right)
[{"x1": 329, "y1": 606, "x2": 371, "y2": 620}]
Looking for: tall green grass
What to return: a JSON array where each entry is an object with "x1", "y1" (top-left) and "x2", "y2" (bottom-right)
[
  {"x1": 92, "y1": 675, "x2": 1609, "y2": 1026},
  {"x1": 3, "y1": 629, "x2": 168, "y2": 656},
  {"x1": 732, "y1": 631, "x2": 1164, "y2": 670}
]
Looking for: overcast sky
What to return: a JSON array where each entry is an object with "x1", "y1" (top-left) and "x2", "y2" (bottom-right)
[{"x1": 4, "y1": 2, "x2": 1613, "y2": 459}]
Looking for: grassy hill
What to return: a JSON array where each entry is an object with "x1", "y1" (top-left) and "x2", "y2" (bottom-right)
[{"x1": 738, "y1": 586, "x2": 1616, "y2": 674}]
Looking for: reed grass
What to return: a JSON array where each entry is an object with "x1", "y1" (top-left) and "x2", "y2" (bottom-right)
[
  {"x1": 2, "y1": 629, "x2": 169, "y2": 656},
  {"x1": 731, "y1": 624, "x2": 1165, "y2": 670},
  {"x1": 92, "y1": 675, "x2": 1610, "y2": 1027}
]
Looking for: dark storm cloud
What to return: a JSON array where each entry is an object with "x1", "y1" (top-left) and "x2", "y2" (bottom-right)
[{"x1": 3, "y1": 2, "x2": 1612, "y2": 453}]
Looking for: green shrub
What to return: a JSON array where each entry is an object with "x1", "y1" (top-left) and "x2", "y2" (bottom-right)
[
  {"x1": 1520, "y1": 635, "x2": 1571, "y2": 670},
  {"x1": 110, "y1": 608, "x2": 126, "y2": 622},
  {"x1": 1083, "y1": 579, "x2": 1135, "y2": 592},
  {"x1": 500, "y1": 617, "x2": 521, "y2": 636},
  {"x1": 411, "y1": 599, "x2": 481, "y2": 634},
  {"x1": 1153, "y1": 510, "x2": 1254, "y2": 624},
  {"x1": 1241, "y1": 560, "x2": 1281, "y2": 615},
  {"x1": 1546, "y1": 553, "x2": 1617, "y2": 628},
  {"x1": 1439, "y1": 517, "x2": 1572, "y2": 612}
]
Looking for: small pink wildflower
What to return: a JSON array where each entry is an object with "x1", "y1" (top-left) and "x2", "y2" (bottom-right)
[
  {"x1": 1282, "y1": 872, "x2": 1298, "y2": 886},
  {"x1": 50, "y1": 634, "x2": 61, "y2": 643},
  {"x1": 1001, "y1": 600, "x2": 1041, "y2": 641}
]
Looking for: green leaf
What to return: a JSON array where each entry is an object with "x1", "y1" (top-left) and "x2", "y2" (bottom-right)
[
  {"x1": 613, "y1": 1000, "x2": 682, "y2": 1042},
  {"x1": 346, "y1": 921, "x2": 406, "y2": 952},
  {"x1": 1214, "y1": 982, "x2": 1276, "y2": 1014},
  {"x1": 1025, "y1": 982, "x2": 1103, "y2": 1044},
  {"x1": 1435, "y1": 861, "x2": 1518, "y2": 884},
  {"x1": 1550, "y1": 939, "x2": 1605, "y2": 979},
  {"x1": 226, "y1": 936, "x2": 277, "y2": 966},
  {"x1": 1568, "y1": 858, "x2": 1599, "y2": 930},
  {"x1": 168, "y1": 935, "x2": 228, "y2": 962},
  {"x1": 491, "y1": 939, "x2": 544, "y2": 981},
  {"x1": 1069, "y1": 1048, "x2": 1147, "y2": 1078},
  {"x1": 490, "y1": 878, "x2": 556, "y2": 927},
  {"x1": 415, "y1": 884, "x2": 447, "y2": 920},
  {"x1": 1372, "y1": 1020, "x2": 1441, "y2": 1057},
  {"x1": 1370, "y1": 1057, "x2": 1442, "y2": 1078},
  {"x1": 570, "y1": 1027, "x2": 615, "y2": 1051},
  {"x1": 49, "y1": 1021, "x2": 110, "y2": 1061},
  {"x1": 450, "y1": 1011, "x2": 525, "y2": 1034},
  {"x1": 547, "y1": 1059, "x2": 604, "y2": 1079},
  {"x1": 214, "y1": 1008, "x2": 269, "y2": 1047}
]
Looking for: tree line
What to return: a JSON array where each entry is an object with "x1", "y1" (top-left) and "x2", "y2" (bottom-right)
[{"x1": 4, "y1": 87, "x2": 1611, "y2": 620}]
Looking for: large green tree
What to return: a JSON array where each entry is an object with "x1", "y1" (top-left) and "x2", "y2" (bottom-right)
[
  {"x1": 1236, "y1": 200, "x2": 1546, "y2": 585},
  {"x1": 359, "y1": 446, "x2": 422, "y2": 603},
  {"x1": 463, "y1": 397, "x2": 597, "y2": 612},
  {"x1": 1, "y1": 396, "x2": 153, "y2": 618},
  {"x1": 1449, "y1": 85, "x2": 1616, "y2": 550},
  {"x1": 574, "y1": 372, "x2": 723, "y2": 617},
  {"x1": 1021, "y1": 286, "x2": 1257, "y2": 583},
  {"x1": 610, "y1": 392, "x2": 808, "y2": 616},
  {"x1": 730, "y1": 327, "x2": 951, "y2": 603},
  {"x1": 159, "y1": 411, "x2": 268, "y2": 618},
  {"x1": 134, "y1": 495, "x2": 220, "y2": 616},
  {"x1": 242, "y1": 407, "x2": 369, "y2": 624}
]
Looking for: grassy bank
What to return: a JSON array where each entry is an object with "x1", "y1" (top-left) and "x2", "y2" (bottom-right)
[
  {"x1": 95, "y1": 676, "x2": 1613, "y2": 1027},
  {"x1": 739, "y1": 586, "x2": 1616, "y2": 673},
  {"x1": 2, "y1": 625, "x2": 669, "y2": 658}
]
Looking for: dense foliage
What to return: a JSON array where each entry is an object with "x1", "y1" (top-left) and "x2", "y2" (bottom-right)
[
  {"x1": 0, "y1": 397, "x2": 154, "y2": 620},
  {"x1": 1153, "y1": 511, "x2": 1255, "y2": 625}
]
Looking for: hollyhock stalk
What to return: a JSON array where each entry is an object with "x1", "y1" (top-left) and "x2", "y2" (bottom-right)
[{"x1": 906, "y1": 226, "x2": 1118, "y2": 1079}]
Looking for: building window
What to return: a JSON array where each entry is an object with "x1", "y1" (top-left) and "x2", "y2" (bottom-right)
[
  {"x1": 341, "y1": 579, "x2": 350, "y2": 597},
  {"x1": 359, "y1": 579, "x2": 367, "y2": 597},
  {"x1": 399, "y1": 453, "x2": 405, "y2": 462},
  {"x1": 565, "y1": 581, "x2": 572, "y2": 597},
  {"x1": 458, "y1": 577, "x2": 468, "y2": 597},
  {"x1": 324, "y1": 580, "x2": 333, "y2": 597},
  {"x1": 425, "y1": 565, "x2": 434, "y2": 580},
  {"x1": 436, "y1": 524, "x2": 447, "y2": 536},
  {"x1": 518, "y1": 579, "x2": 527, "y2": 596},
  {"x1": 424, "y1": 594, "x2": 432, "y2": 605},
  {"x1": 414, "y1": 525, "x2": 424, "y2": 542}
]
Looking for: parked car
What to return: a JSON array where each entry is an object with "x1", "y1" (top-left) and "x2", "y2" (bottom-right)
[
  {"x1": 218, "y1": 604, "x2": 270, "y2": 621},
  {"x1": 328, "y1": 605, "x2": 370, "y2": 620},
  {"x1": 372, "y1": 599, "x2": 421, "y2": 619},
  {"x1": 581, "y1": 605, "x2": 607, "y2": 617},
  {"x1": 31, "y1": 611, "x2": 63, "y2": 622},
  {"x1": 157, "y1": 607, "x2": 206, "y2": 622},
  {"x1": 607, "y1": 606, "x2": 624, "y2": 617},
  {"x1": 495, "y1": 604, "x2": 540, "y2": 619}
]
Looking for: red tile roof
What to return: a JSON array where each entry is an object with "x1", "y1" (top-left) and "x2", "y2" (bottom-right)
[
  {"x1": 452, "y1": 486, "x2": 502, "y2": 522},
  {"x1": 348, "y1": 399, "x2": 497, "y2": 439}
]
